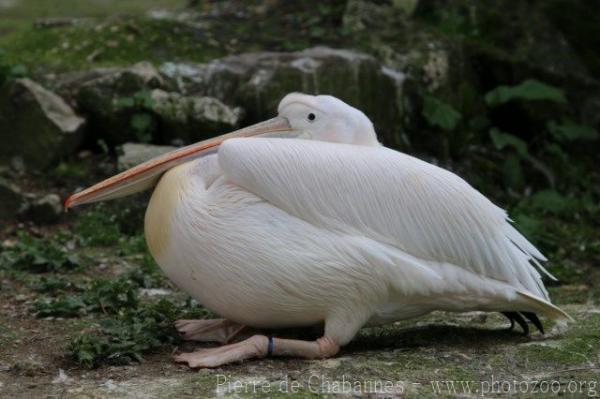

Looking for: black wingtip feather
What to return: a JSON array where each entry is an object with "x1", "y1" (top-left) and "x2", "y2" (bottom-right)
[
  {"x1": 522, "y1": 312, "x2": 545, "y2": 334},
  {"x1": 500, "y1": 311, "x2": 545, "y2": 335},
  {"x1": 501, "y1": 311, "x2": 529, "y2": 335},
  {"x1": 501, "y1": 312, "x2": 516, "y2": 331}
]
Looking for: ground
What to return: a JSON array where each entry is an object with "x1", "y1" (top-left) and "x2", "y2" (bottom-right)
[
  {"x1": 1, "y1": 1, "x2": 599, "y2": 398},
  {"x1": 1, "y1": 279, "x2": 599, "y2": 398}
]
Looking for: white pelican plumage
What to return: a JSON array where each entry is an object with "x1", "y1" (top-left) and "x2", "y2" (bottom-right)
[{"x1": 66, "y1": 93, "x2": 570, "y2": 368}]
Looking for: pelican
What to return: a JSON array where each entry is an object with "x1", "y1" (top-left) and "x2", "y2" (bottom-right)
[{"x1": 66, "y1": 93, "x2": 570, "y2": 368}]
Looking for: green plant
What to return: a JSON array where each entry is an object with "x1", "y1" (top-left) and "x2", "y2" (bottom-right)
[
  {"x1": 130, "y1": 112, "x2": 155, "y2": 143},
  {"x1": 30, "y1": 276, "x2": 78, "y2": 294},
  {"x1": 422, "y1": 95, "x2": 462, "y2": 131},
  {"x1": 489, "y1": 127, "x2": 528, "y2": 156},
  {"x1": 34, "y1": 296, "x2": 86, "y2": 318},
  {"x1": 115, "y1": 90, "x2": 156, "y2": 143},
  {"x1": 484, "y1": 79, "x2": 567, "y2": 106},
  {"x1": 33, "y1": 276, "x2": 138, "y2": 318},
  {"x1": 488, "y1": 127, "x2": 531, "y2": 189},
  {"x1": 126, "y1": 254, "x2": 165, "y2": 288},
  {"x1": 69, "y1": 299, "x2": 199, "y2": 367},
  {"x1": 0, "y1": 49, "x2": 28, "y2": 85},
  {"x1": 0, "y1": 232, "x2": 81, "y2": 273},
  {"x1": 483, "y1": 80, "x2": 598, "y2": 192},
  {"x1": 76, "y1": 208, "x2": 121, "y2": 246},
  {"x1": 547, "y1": 120, "x2": 599, "y2": 142},
  {"x1": 84, "y1": 279, "x2": 139, "y2": 314}
]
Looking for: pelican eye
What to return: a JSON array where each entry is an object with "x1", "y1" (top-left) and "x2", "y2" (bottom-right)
[{"x1": 307, "y1": 113, "x2": 316, "y2": 122}]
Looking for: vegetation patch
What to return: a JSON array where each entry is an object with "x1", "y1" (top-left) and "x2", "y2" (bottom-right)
[
  {"x1": 70, "y1": 299, "x2": 186, "y2": 367},
  {"x1": 0, "y1": 231, "x2": 81, "y2": 273},
  {"x1": 0, "y1": 17, "x2": 222, "y2": 72}
]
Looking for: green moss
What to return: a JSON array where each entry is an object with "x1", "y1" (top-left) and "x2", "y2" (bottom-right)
[
  {"x1": 488, "y1": 313, "x2": 600, "y2": 373},
  {"x1": 549, "y1": 286, "x2": 597, "y2": 306},
  {"x1": 0, "y1": 17, "x2": 222, "y2": 72},
  {"x1": 0, "y1": 0, "x2": 185, "y2": 36}
]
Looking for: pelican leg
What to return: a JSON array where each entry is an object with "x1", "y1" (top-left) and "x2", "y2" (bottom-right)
[
  {"x1": 175, "y1": 319, "x2": 246, "y2": 344},
  {"x1": 173, "y1": 335, "x2": 339, "y2": 368}
]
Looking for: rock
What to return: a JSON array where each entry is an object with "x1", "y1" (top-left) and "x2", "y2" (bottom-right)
[
  {"x1": 139, "y1": 288, "x2": 173, "y2": 298},
  {"x1": 394, "y1": 0, "x2": 420, "y2": 15},
  {"x1": 21, "y1": 193, "x2": 63, "y2": 224},
  {"x1": 0, "y1": 79, "x2": 85, "y2": 169},
  {"x1": 542, "y1": 0, "x2": 600, "y2": 81},
  {"x1": 118, "y1": 142, "x2": 177, "y2": 171},
  {"x1": 160, "y1": 47, "x2": 404, "y2": 142},
  {"x1": 150, "y1": 90, "x2": 243, "y2": 143},
  {"x1": 0, "y1": 178, "x2": 24, "y2": 221},
  {"x1": 413, "y1": 0, "x2": 593, "y2": 83},
  {"x1": 412, "y1": 0, "x2": 600, "y2": 136},
  {"x1": 76, "y1": 62, "x2": 167, "y2": 145},
  {"x1": 343, "y1": 0, "x2": 397, "y2": 34}
]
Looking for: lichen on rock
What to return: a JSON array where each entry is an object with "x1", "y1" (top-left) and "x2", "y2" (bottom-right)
[
  {"x1": 0, "y1": 78, "x2": 85, "y2": 169},
  {"x1": 150, "y1": 90, "x2": 244, "y2": 143}
]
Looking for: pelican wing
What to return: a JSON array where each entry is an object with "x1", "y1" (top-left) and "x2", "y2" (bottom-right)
[{"x1": 218, "y1": 137, "x2": 551, "y2": 299}]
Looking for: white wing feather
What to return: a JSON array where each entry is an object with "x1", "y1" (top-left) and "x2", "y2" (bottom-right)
[{"x1": 218, "y1": 138, "x2": 553, "y2": 300}]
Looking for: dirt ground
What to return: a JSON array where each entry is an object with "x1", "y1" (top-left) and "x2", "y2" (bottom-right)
[{"x1": 1, "y1": 276, "x2": 599, "y2": 398}]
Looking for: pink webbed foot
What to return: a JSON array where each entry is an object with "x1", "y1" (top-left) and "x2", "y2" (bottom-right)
[
  {"x1": 173, "y1": 334, "x2": 340, "y2": 369},
  {"x1": 174, "y1": 319, "x2": 246, "y2": 344},
  {"x1": 174, "y1": 335, "x2": 269, "y2": 368}
]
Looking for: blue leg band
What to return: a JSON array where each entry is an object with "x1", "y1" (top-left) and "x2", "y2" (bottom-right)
[{"x1": 267, "y1": 336, "x2": 274, "y2": 356}]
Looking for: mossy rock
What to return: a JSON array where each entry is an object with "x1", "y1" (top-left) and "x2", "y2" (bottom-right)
[
  {"x1": 162, "y1": 47, "x2": 404, "y2": 142},
  {"x1": 150, "y1": 90, "x2": 244, "y2": 143},
  {"x1": 75, "y1": 62, "x2": 167, "y2": 145},
  {"x1": 0, "y1": 78, "x2": 84, "y2": 169},
  {"x1": 0, "y1": 177, "x2": 24, "y2": 221}
]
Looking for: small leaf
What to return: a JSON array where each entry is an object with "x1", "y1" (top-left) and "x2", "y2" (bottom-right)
[
  {"x1": 133, "y1": 90, "x2": 154, "y2": 108},
  {"x1": 513, "y1": 214, "x2": 543, "y2": 241},
  {"x1": 489, "y1": 128, "x2": 528, "y2": 157},
  {"x1": 130, "y1": 113, "x2": 154, "y2": 143},
  {"x1": 485, "y1": 79, "x2": 567, "y2": 106},
  {"x1": 9, "y1": 64, "x2": 28, "y2": 78},
  {"x1": 422, "y1": 95, "x2": 462, "y2": 131},
  {"x1": 501, "y1": 154, "x2": 524, "y2": 189},
  {"x1": 114, "y1": 96, "x2": 135, "y2": 109},
  {"x1": 544, "y1": 143, "x2": 569, "y2": 162},
  {"x1": 130, "y1": 113, "x2": 152, "y2": 132},
  {"x1": 547, "y1": 120, "x2": 599, "y2": 141},
  {"x1": 528, "y1": 190, "x2": 576, "y2": 215}
]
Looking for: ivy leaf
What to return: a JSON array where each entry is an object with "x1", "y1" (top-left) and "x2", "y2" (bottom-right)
[
  {"x1": 489, "y1": 128, "x2": 528, "y2": 157},
  {"x1": 485, "y1": 79, "x2": 567, "y2": 107},
  {"x1": 527, "y1": 190, "x2": 576, "y2": 215},
  {"x1": 133, "y1": 90, "x2": 154, "y2": 109},
  {"x1": 501, "y1": 154, "x2": 524, "y2": 189},
  {"x1": 422, "y1": 95, "x2": 462, "y2": 131},
  {"x1": 547, "y1": 120, "x2": 599, "y2": 141},
  {"x1": 130, "y1": 113, "x2": 153, "y2": 132},
  {"x1": 114, "y1": 96, "x2": 134, "y2": 109},
  {"x1": 512, "y1": 213, "x2": 544, "y2": 242},
  {"x1": 130, "y1": 113, "x2": 154, "y2": 143},
  {"x1": 9, "y1": 64, "x2": 28, "y2": 78}
]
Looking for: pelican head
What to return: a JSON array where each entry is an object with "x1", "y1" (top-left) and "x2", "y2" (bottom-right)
[
  {"x1": 65, "y1": 93, "x2": 378, "y2": 208},
  {"x1": 278, "y1": 93, "x2": 379, "y2": 146}
]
